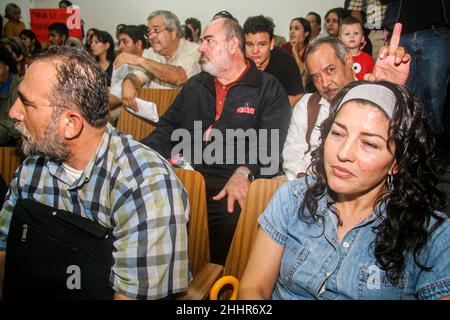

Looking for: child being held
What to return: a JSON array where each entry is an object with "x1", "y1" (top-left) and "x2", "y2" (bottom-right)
[{"x1": 339, "y1": 16, "x2": 374, "y2": 81}]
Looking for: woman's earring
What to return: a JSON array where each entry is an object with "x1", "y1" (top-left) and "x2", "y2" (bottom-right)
[{"x1": 387, "y1": 174, "x2": 394, "y2": 191}]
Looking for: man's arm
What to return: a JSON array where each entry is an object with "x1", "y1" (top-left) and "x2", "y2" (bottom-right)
[
  {"x1": 364, "y1": 23, "x2": 411, "y2": 84},
  {"x1": 282, "y1": 95, "x2": 313, "y2": 179},
  {"x1": 114, "y1": 52, "x2": 188, "y2": 86},
  {"x1": 120, "y1": 74, "x2": 142, "y2": 112},
  {"x1": 110, "y1": 164, "x2": 189, "y2": 300}
]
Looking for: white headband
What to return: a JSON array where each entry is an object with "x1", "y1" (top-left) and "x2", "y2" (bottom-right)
[{"x1": 336, "y1": 83, "x2": 397, "y2": 119}]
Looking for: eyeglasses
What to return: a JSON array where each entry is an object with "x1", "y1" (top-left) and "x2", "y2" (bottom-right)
[{"x1": 147, "y1": 27, "x2": 168, "y2": 36}]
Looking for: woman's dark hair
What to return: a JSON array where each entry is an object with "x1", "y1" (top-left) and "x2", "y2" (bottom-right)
[
  {"x1": 0, "y1": 45, "x2": 17, "y2": 74},
  {"x1": 183, "y1": 25, "x2": 194, "y2": 42},
  {"x1": 91, "y1": 29, "x2": 115, "y2": 63},
  {"x1": 301, "y1": 80, "x2": 447, "y2": 284},
  {"x1": 291, "y1": 17, "x2": 311, "y2": 46},
  {"x1": 325, "y1": 7, "x2": 351, "y2": 24},
  {"x1": 19, "y1": 29, "x2": 42, "y2": 55}
]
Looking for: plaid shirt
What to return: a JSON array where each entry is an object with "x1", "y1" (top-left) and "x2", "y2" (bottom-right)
[
  {"x1": 0, "y1": 124, "x2": 189, "y2": 299},
  {"x1": 348, "y1": 0, "x2": 388, "y2": 29}
]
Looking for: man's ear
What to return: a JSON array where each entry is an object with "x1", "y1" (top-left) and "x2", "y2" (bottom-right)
[
  {"x1": 61, "y1": 111, "x2": 84, "y2": 140},
  {"x1": 270, "y1": 37, "x2": 275, "y2": 50},
  {"x1": 228, "y1": 36, "x2": 241, "y2": 54}
]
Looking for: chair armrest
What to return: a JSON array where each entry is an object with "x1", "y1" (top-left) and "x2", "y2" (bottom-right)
[{"x1": 176, "y1": 263, "x2": 223, "y2": 300}]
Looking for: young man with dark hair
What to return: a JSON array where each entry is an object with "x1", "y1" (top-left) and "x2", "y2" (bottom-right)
[
  {"x1": 48, "y1": 22, "x2": 69, "y2": 46},
  {"x1": 243, "y1": 15, "x2": 304, "y2": 106}
]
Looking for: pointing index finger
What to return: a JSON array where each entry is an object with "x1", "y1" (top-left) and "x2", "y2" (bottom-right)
[{"x1": 389, "y1": 23, "x2": 402, "y2": 55}]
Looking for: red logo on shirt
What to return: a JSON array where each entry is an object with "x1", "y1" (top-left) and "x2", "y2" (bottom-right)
[{"x1": 236, "y1": 104, "x2": 256, "y2": 115}]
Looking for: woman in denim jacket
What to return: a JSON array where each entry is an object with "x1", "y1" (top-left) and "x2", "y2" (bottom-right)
[{"x1": 239, "y1": 81, "x2": 450, "y2": 300}]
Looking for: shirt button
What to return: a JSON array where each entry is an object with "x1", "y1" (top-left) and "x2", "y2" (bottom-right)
[
  {"x1": 325, "y1": 272, "x2": 331, "y2": 277},
  {"x1": 343, "y1": 242, "x2": 350, "y2": 248}
]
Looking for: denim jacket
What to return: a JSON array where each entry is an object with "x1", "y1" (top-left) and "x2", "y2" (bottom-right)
[{"x1": 259, "y1": 178, "x2": 450, "y2": 300}]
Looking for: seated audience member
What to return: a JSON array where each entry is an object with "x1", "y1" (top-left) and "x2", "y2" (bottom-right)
[
  {"x1": 325, "y1": 7, "x2": 351, "y2": 37},
  {"x1": 239, "y1": 81, "x2": 450, "y2": 300},
  {"x1": 185, "y1": 17, "x2": 202, "y2": 43},
  {"x1": 109, "y1": 25, "x2": 149, "y2": 118},
  {"x1": 183, "y1": 25, "x2": 194, "y2": 42},
  {"x1": 243, "y1": 15, "x2": 303, "y2": 106},
  {"x1": 0, "y1": 46, "x2": 189, "y2": 300},
  {"x1": 84, "y1": 28, "x2": 97, "y2": 53},
  {"x1": 282, "y1": 24, "x2": 410, "y2": 179},
  {"x1": 90, "y1": 29, "x2": 115, "y2": 86},
  {"x1": 116, "y1": 10, "x2": 201, "y2": 111},
  {"x1": 48, "y1": 22, "x2": 69, "y2": 46},
  {"x1": 339, "y1": 16, "x2": 374, "y2": 80},
  {"x1": 281, "y1": 18, "x2": 314, "y2": 93},
  {"x1": 19, "y1": 29, "x2": 42, "y2": 56},
  {"x1": 115, "y1": 23, "x2": 126, "y2": 50},
  {"x1": 3, "y1": 3, "x2": 26, "y2": 38},
  {"x1": 306, "y1": 11, "x2": 322, "y2": 42},
  {"x1": 141, "y1": 17, "x2": 291, "y2": 264},
  {"x1": 117, "y1": 25, "x2": 149, "y2": 56},
  {"x1": 0, "y1": 46, "x2": 20, "y2": 146},
  {"x1": 0, "y1": 37, "x2": 28, "y2": 76}
]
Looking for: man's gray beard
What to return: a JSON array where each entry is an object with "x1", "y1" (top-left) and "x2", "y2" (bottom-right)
[
  {"x1": 200, "y1": 61, "x2": 220, "y2": 76},
  {"x1": 15, "y1": 121, "x2": 70, "y2": 163}
]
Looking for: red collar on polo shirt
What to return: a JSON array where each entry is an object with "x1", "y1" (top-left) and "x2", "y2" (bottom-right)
[{"x1": 212, "y1": 60, "x2": 250, "y2": 121}]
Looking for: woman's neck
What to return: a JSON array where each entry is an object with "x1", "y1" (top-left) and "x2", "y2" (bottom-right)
[
  {"x1": 98, "y1": 54, "x2": 110, "y2": 71},
  {"x1": 334, "y1": 180, "x2": 387, "y2": 236}
]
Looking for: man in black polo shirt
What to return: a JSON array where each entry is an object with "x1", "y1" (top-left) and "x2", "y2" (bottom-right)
[
  {"x1": 243, "y1": 15, "x2": 304, "y2": 106},
  {"x1": 142, "y1": 17, "x2": 291, "y2": 265}
]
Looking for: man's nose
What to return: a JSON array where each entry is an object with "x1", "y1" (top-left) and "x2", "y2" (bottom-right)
[{"x1": 9, "y1": 97, "x2": 24, "y2": 122}]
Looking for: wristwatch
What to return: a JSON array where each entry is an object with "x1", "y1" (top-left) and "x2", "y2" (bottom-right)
[{"x1": 235, "y1": 167, "x2": 255, "y2": 182}]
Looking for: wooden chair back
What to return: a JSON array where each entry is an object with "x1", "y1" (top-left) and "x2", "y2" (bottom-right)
[
  {"x1": 0, "y1": 147, "x2": 24, "y2": 184},
  {"x1": 116, "y1": 88, "x2": 180, "y2": 141},
  {"x1": 224, "y1": 178, "x2": 286, "y2": 279},
  {"x1": 173, "y1": 168, "x2": 209, "y2": 276}
]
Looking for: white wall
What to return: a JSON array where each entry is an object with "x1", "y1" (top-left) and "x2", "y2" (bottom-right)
[{"x1": 5, "y1": 0, "x2": 344, "y2": 39}]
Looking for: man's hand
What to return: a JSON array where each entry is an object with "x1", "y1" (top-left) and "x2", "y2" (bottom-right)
[
  {"x1": 121, "y1": 78, "x2": 139, "y2": 112},
  {"x1": 212, "y1": 167, "x2": 252, "y2": 213},
  {"x1": 364, "y1": 23, "x2": 411, "y2": 85},
  {"x1": 113, "y1": 52, "x2": 143, "y2": 69}
]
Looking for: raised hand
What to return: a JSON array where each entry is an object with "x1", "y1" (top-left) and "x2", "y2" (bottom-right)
[{"x1": 364, "y1": 23, "x2": 411, "y2": 85}]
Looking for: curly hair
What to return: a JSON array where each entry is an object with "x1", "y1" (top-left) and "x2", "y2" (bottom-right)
[{"x1": 300, "y1": 80, "x2": 448, "y2": 284}]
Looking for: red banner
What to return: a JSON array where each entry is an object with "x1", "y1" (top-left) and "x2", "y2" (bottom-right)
[{"x1": 30, "y1": 8, "x2": 82, "y2": 44}]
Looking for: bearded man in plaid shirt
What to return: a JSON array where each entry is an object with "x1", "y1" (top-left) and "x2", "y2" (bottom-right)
[{"x1": 0, "y1": 46, "x2": 189, "y2": 300}]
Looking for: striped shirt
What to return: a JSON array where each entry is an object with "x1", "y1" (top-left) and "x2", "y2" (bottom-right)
[{"x1": 0, "y1": 124, "x2": 189, "y2": 299}]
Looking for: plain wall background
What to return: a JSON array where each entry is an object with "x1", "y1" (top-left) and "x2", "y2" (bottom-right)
[{"x1": 2, "y1": 0, "x2": 344, "y2": 40}]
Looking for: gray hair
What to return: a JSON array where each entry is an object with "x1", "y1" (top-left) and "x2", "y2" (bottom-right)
[
  {"x1": 305, "y1": 36, "x2": 349, "y2": 65},
  {"x1": 221, "y1": 17, "x2": 245, "y2": 54},
  {"x1": 34, "y1": 46, "x2": 109, "y2": 128},
  {"x1": 147, "y1": 10, "x2": 183, "y2": 38}
]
